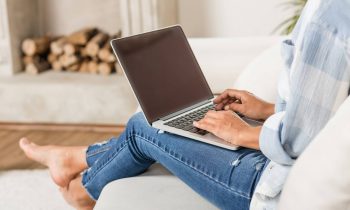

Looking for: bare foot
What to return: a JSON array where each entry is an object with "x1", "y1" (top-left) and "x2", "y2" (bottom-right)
[
  {"x1": 60, "y1": 175, "x2": 96, "y2": 210},
  {"x1": 19, "y1": 137, "x2": 88, "y2": 187}
]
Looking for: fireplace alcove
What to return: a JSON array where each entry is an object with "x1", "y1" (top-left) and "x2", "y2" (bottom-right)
[{"x1": 0, "y1": 0, "x2": 177, "y2": 124}]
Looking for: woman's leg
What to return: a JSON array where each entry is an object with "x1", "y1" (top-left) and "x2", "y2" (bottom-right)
[
  {"x1": 19, "y1": 135, "x2": 122, "y2": 187},
  {"x1": 60, "y1": 175, "x2": 96, "y2": 210},
  {"x1": 83, "y1": 112, "x2": 268, "y2": 209},
  {"x1": 19, "y1": 138, "x2": 88, "y2": 187},
  {"x1": 84, "y1": 137, "x2": 120, "y2": 167},
  {"x1": 19, "y1": 138, "x2": 122, "y2": 210}
]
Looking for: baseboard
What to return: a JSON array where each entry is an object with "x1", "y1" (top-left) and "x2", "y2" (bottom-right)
[{"x1": 0, "y1": 122, "x2": 125, "y2": 133}]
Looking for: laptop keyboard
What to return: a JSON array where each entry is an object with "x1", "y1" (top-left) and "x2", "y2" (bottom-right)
[{"x1": 164, "y1": 104, "x2": 215, "y2": 135}]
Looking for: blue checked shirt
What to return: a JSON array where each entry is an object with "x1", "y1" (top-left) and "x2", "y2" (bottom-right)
[{"x1": 250, "y1": 0, "x2": 350, "y2": 209}]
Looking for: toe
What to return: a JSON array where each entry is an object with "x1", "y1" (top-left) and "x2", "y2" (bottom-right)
[
  {"x1": 19, "y1": 137, "x2": 33, "y2": 153},
  {"x1": 19, "y1": 138, "x2": 34, "y2": 155},
  {"x1": 19, "y1": 137, "x2": 30, "y2": 149},
  {"x1": 19, "y1": 137, "x2": 38, "y2": 151},
  {"x1": 19, "y1": 138, "x2": 46, "y2": 164}
]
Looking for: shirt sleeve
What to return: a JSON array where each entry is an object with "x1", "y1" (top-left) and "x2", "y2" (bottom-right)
[
  {"x1": 259, "y1": 19, "x2": 350, "y2": 166},
  {"x1": 259, "y1": 111, "x2": 295, "y2": 165}
]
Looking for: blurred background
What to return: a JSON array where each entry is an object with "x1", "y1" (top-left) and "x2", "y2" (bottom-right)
[
  {"x1": 0, "y1": 0, "x2": 305, "y2": 167},
  {"x1": 0, "y1": 0, "x2": 301, "y2": 74},
  {"x1": 0, "y1": 1, "x2": 307, "y2": 209}
]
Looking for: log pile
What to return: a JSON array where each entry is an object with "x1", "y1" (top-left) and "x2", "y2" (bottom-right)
[{"x1": 21, "y1": 28, "x2": 121, "y2": 75}]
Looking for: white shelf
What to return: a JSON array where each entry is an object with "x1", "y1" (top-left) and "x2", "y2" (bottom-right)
[{"x1": 0, "y1": 71, "x2": 137, "y2": 124}]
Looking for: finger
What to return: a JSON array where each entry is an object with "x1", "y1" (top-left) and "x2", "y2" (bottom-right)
[
  {"x1": 216, "y1": 97, "x2": 239, "y2": 110},
  {"x1": 213, "y1": 90, "x2": 233, "y2": 104},
  {"x1": 224, "y1": 110, "x2": 244, "y2": 120},
  {"x1": 194, "y1": 115, "x2": 217, "y2": 126},
  {"x1": 214, "y1": 98, "x2": 228, "y2": 110},
  {"x1": 214, "y1": 89, "x2": 244, "y2": 104},
  {"x1": 209, "y1": 110, "x2": 228, "y2": 119},
  {"x1": 193, "y1": 120, "x2": 216, "y2": 132},
  {"x1": 215, "y1": 99, "x2": 230, "y2": 110},
  {"x1": 215, "y1": 103, "x2": 225, "y2": 110},
  {"x1": 217, "y1": 96, "x2": 243, "y2": 110},
  {"x1": 198, "y1": 115, "x2": 218, "y2": 124},
  {"x1": 204, "y1": 110, "x2": 220, "y2": 118},
  {"x1": 224, "y1": 102, "x2": 244, "y2": 113}
]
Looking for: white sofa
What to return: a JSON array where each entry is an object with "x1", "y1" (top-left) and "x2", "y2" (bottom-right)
[
  {"x1": 95, "y1": 37, "x2": 350, "y2": 209},
  {"x1": 94, "y1": 36, "x2": 283, "y2": 210}
]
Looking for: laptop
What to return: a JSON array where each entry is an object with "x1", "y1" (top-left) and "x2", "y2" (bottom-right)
[{"x1": 110, "y1": 25, "x2": 239, "y2": 150}]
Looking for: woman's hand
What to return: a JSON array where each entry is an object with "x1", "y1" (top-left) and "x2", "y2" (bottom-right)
[
  {"x1": 193, "y1": 110, "x2": 261, "y2": 150},
  {"x1": 214, "y1": 89, "x2": 274, "y2": 121}
]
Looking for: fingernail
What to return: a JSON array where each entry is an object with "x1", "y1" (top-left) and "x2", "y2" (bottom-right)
[
  {"x1": 193, "y1": 121, "x2": 198, "y2": 126},
  {"x1": 224, "y1": 105, "x2": 229, "y2": 110}
]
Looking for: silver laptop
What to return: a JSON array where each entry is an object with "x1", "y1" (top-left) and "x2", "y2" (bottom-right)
[{"x1": 110, "y1": 25, "x2": 239, "y2": 150}]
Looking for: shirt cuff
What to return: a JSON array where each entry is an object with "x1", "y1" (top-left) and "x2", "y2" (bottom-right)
[{"x1": 259, "y1": 111, "x2": 295, "y2": 165}]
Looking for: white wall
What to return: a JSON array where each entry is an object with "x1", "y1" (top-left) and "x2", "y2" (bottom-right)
[
  {"x1": 38, "y1": 0, "x2": 292, "y2": 37},
  {"x1": 119, "y1": 0, "x2": 178, "y2": 36},
  {"x1": 37, "y1": 0, "x2": 121, "y2": 35},
  {"x1": 0, "y1": 0, "x2": 39, "y2": 75},
  {"x1": 178, "y1": 0, "x2": 293, "y2": 37}
]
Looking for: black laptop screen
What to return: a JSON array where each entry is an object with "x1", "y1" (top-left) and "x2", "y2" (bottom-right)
[{"x1": 111, "y1": 26, "x2": 213, "y2": 123}]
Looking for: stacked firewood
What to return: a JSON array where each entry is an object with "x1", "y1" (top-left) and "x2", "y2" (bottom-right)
[{"x1": 21, "y1": 28, "x2": 121, "y2": 75}]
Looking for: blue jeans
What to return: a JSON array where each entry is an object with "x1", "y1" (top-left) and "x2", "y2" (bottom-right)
[{"x1": 82, "y1": 112, "x2": 268, "y2": 210}]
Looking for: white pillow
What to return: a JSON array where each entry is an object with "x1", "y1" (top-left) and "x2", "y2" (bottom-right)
[
  {"x1": 278, "y1": 97, "x2": 350, "y2": 210},
  {"x1": 233, "y1": 43, "x2": 284, "y2": 103}
]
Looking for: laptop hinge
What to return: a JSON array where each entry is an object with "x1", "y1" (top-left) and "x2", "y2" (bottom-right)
[{"x1": 160, "y1": 99, "x2": 212, "y2": 121}]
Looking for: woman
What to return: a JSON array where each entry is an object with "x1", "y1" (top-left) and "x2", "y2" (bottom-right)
[
  {"x1": 19, "y1": 90, "x2": 273, "y2": 210},
  {"x1": 19, "y1": 0, "x2": 350, "y2": 209}
]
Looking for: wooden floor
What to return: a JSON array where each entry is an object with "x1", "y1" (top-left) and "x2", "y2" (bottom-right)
[{"x1": 0, "y1": 128, "x2": 123, "y2": 170}]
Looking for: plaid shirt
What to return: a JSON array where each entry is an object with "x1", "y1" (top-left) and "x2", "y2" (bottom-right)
[{"x1": 251, "y1": 0, "x2": 350, "y2": 209}]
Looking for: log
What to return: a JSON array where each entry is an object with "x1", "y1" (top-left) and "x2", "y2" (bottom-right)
[
  {"x1": 47, "y1": 53, "x2": 58, "y2": 63},
  {"x1": 98, "y1": 62, "x2": 115, "y2": 75},
  {"x1": 79, "y1": 60, "x2": 90, "y2": 73},
  {"x1": 97, "y1": 31, "x2": 121, "y2": 62},
  {"x1": 58, "y1": 55, "x2": 66, "y2": 69},
  {"x1": 63, "y1": 43, "x2": 81, "y2": 55},
  {"x1": 66, "y1": 63, "x2": 80, "y2": 72},
  {"x1": 50, "y1": 37, "x2": 67, "y2": 55},
  {"x1": 22, "y1": 36, "x2": 50, "y2": 56},
  {"x1": 60, "y1": 54, "x2": 81, "y2": 68},
  {"x1": 66, "y1": 28, "x2": 98, "y2": 45},
  {"x1": 86, "y1": 33, "x2": 109, "y2": 57},
  {"x1": 98, "y1": 42, "x2": 116, "y2": 63},
  {"x1": 80, "y1": 47, "x2": 89, "y2": 58},
  {"x1": 87, "y1": 60, "x2": 99, "y2": 74},
  {"x1": 52, "y1": 60, "x2": 63, "y2": 71},
  {"x1": 22, "y1": 55, "x2": 40, "y2": 65},
  {"x1": 25, "y1": 58, "x2": 50, "y2": 74}
]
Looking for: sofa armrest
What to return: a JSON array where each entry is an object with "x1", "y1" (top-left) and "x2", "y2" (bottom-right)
[{"x1": 279, "y1": 97, "x2": 350, "y2": 210}]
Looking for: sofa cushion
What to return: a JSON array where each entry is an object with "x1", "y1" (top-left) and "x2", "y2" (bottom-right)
[
  {"x1": 278, "y1": 97, "x2": 350, "y2": 210},
  {"x1": 95, "y1": 164, "x2": 218, "y2": 210},
  {"x1": 233, "y1": 42, "x2": 284, "y2": 103},
  {"x1": 189, "y1": 37, "x2": 283, "y2": 94}
]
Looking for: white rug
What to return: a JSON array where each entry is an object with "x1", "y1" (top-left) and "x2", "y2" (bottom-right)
[{"x1": 0, "y1": 169, "x2": 73, "y2": 210}]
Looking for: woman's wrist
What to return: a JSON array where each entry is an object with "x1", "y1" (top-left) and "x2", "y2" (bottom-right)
[
  {"x1": 236, "y1": 126, "x2": 262, "y2": 150},
  {"x1": 262, "y1": 103, "x2": 275, "y2": 120}
]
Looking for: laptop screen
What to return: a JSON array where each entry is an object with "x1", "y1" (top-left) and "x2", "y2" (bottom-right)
[{"x1": 111, "y1": 26, "x2": 213, "y2": 123}]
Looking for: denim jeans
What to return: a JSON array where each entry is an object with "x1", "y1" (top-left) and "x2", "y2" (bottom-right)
[{"x1": 82, "y1": 112, "x2": 268, "y2": 210}]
